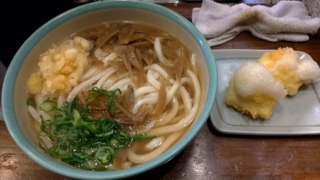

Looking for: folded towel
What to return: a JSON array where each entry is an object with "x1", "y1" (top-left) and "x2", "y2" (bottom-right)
[{"x1": 192, "y1": 0, "x2": 320, "y2": 46}]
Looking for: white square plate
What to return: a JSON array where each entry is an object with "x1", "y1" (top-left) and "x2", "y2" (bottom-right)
[{"x1": 210, "y1": 49, "x2": 320, "y2": 135}]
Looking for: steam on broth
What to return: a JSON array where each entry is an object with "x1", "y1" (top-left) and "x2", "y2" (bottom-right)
[{"x1": 26, "y1": 21, "x2": 201, "y2": 170}]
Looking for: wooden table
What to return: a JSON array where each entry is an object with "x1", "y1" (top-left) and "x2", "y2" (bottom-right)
[{"x1": 1, "y1": 2, "x2": 320, "y2": 180}]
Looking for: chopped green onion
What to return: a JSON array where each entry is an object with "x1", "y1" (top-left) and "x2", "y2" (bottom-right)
[
  {"x1": 102, "y1": 152, "x2": 112, "y2": 164},
  {"x1": 133, "y1": 133, "x2": 156, "y2": 141},
  {"x1": 26, "y1": 97, "x2": 36, "y2": 107},
  {"x1": 38, "y1": 88, "x2": 152, "y2": 171},
  {"x1": 87, "y1": 87, "x2": 122, "y2": 115},
  {"x1": 72, "y1": 109, "x2": 81, "y2": 127},
  {"x1": 40, "y1": 100, "x2": 57, "y2": 112}
]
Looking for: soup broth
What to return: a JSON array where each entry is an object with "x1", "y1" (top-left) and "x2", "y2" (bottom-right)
[{"x1": 26, "y1": 21, "x2": 201, "y2": 170}]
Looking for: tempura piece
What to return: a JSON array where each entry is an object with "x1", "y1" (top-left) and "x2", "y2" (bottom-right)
[
  {"x1": 225, "y1": 61, "x2": 287, "y2": 119},
  {"x1": 257, "y1": 47, "x2": 320, "y2": 96},
  {"x1": 29, "y1": 36, "x2": 93, "y2": 96}
]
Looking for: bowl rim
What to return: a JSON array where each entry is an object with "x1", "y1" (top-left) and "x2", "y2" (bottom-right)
[{"x1": 2, "y1": 0, "x2": 217, "y2": 179}]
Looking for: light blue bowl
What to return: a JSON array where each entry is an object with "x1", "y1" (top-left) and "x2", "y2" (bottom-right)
[{"x1": 2, "y1": 0, "x2": 217, "y2": 179}]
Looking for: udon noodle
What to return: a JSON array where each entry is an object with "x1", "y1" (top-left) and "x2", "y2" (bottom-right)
[{"x1": 26, "y1": 21, "x2": 201, "y2": 170}]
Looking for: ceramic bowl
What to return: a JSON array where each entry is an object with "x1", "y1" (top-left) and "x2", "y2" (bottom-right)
[{"x1": 2, "y1": 0, "x2": 217, "y2": 179}]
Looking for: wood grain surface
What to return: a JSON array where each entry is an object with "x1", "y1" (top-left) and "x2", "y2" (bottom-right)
[{"x1": 1, "y1": 1, "x2": 320, "y2": 180}]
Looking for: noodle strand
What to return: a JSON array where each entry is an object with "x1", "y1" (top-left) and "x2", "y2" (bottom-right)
[
  {"x1": 146, "y1": 70, "x2": 200, "y2": 136},
  {"x1": 127, "y1": 129, "x2": 184, "y2": 164}
]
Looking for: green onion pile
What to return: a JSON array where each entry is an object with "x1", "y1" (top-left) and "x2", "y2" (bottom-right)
[{"x1": 35, "y1": 88, "x2": 153, "y2": 170}]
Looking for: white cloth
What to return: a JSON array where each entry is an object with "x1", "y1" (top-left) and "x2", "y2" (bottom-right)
[{"x1": 192, "y1": 0, "x2": 320, "y2": 46}]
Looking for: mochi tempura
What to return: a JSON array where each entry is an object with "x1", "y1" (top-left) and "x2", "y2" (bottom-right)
[
  {"x1": 257, "y1": 47, "x2": 320, "y2": 96},
  {"x1": 225, "y1": 47, "x2": 320, "y2": 119},
  {"x1": 225, "y1": 61, "x2": 287, "y2": 119}
]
